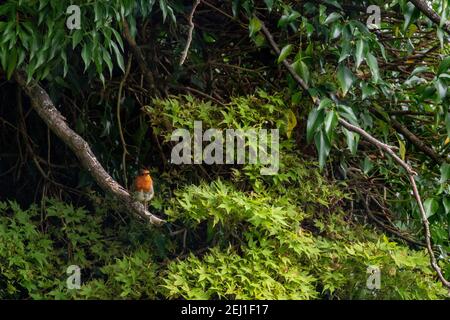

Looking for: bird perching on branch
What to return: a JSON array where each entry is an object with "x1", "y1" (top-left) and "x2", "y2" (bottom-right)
[{"x1": 132, "y1": 169, "x2": 154, "y2": 210}]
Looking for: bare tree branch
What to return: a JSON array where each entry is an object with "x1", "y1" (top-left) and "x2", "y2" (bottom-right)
[
  {"x1": 14, "y1": 70, "x2": 165, "y2": 226},
  {"x1": 410, "y1": 0, "x2": 450, "y2": 34},
  {"x1": 260, "y1": 21, "x2": 450, "y2": 289},
  {"x1": 179, "y1": 0, "x2": 202, "y2": 66}
]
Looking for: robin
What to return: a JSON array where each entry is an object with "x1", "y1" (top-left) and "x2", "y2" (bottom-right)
[{"x1": 132, "y1": 169, "x2": 154, "y2": 210}]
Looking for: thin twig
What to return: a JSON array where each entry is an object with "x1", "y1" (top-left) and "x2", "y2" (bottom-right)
[{"x1": 179, "y1": 0, "x2": 202, "y2": 66}]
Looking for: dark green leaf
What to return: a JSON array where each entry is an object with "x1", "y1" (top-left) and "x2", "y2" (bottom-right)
[
  {"x1": 337, "y1": 64, "x2": 354, "y2": 96},
  {"x1": 307, "y1": 108, "x2": 325, "y2": 143},
  {"x1": 366, "y1": 52, "x2": 380, "y2": 82},
  {"x1": 314, "y1": 129, "x2": 331, "y2": 169}
]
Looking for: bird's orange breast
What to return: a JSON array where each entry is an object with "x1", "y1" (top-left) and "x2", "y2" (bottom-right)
[{"x1": 135, "y1": 174, "x2": 153, "y2": 192}]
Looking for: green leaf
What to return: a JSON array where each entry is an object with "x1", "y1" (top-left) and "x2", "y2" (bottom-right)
[
  {"x1": 343, "y1": 128, "x2": 359, "y2": 155},
  {"x1": 443, "y1": 197, "x2": 450, "y2": 215},
  {"x1": 324, "y1": 0, "x2": 343, "y2": 10},
  {"x1": 437, "y1": 28, "x2": 445, "y2": 49},
  {"x1": 423, "y1": 198, "x2": 439, "y2": 218},
  {"x1": 318, "y1": 98, "x2": 333, "y2": 110},
  {"x1": 366, "y1": 52, "x2": 380, "y2": 82},
  {"x1": 440, "y1": 163, "x2": 450, "y2": 183},
  {"x1": 361, "y1": 82, "x2": 377, "y2": 100},
  {"x1": 307, "y1": 108, "x2": 325, "y2": 143},
  {"x1": 363, "y1": 156, "x2": 373, "y2": 174},
  {"x1": 81, "y1": 43, "x2": 91, "y2": 71},
  {"x1": 355, "y1": 39, "x2": 364, "y2": 69},
  {"x1": 337, "y1": 64, "x2": 354, "y2": 96},
  {"x1": 111, "y1": 41, "x2": 125, "y2": 72},
  {"x1": 314, "y1": 129, "x2": 331, "y2": 169},
  {"x1": 338, "y1": 41, "x2": 351, "y2": 62},
  {"x1": 159, "y1": 0, "x2": 175, "y2": 22},
  {"x1": 438, "y1": 56, "x2": 450, "y2": 75},
  {"x1": 110, "y1": 27, "x2": 124, "y2": 51},
  {"x1": 102, "y1": 47, "x2": 113, "y2": 77},
  {"x1": 410, "y1": 66, "x2": 429, "y2": 77},
  {"x1": 249, "y1": 17, "x2": 262, "y2": 37},
  {"x1": 292, "y1": 60, "x2": 310, "y2": 85},
  {"x1": 324, "y1": 12, "x2": 341, "y2": 25},
  {"x1": 264, "y1": 0, "x2": 274, "y2": 11},
  {"x1": 6, "y1": 46, "x2": 17, "y2": 80},
  {"x1": 72, "y1": 30, "x2": 83, "y2": 49},
  {"x1": 337, "y1": 105, "x2": 358, "y2": 125},
  {"x1": 403, "y1": 3, "x2": 420, "y2": 31},
  {"x1": 324, "y1": 110, "x2": 338, "y2": 140},
  {"x1": 435, "y1": 79, "x2": 447, "y2": 100},
  {"x1": 278, "y1": 44, "x2": 293, "y2": 64}
]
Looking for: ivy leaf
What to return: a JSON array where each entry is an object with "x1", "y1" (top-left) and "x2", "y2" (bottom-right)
[
  {"x1": 278, "y1": 44, "x2": 293, "y2": 64},
  {"x1": 337, "y1": 64, "x2": 354, "y2": 96}
]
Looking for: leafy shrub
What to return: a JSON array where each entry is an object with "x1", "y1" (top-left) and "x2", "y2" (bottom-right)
[{"x1": 162, "y1": 179, "x2": 448, "y2": 300}]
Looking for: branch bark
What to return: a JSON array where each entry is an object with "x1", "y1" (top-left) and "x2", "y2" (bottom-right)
[
  {"x1": 14, "y1": 70, "x2": 165, "y2": 226},
  {"x1": 179, "y1": 0, "x2": 202, "y2": 66},
  {"x1": 410, "y1": 0, "x2": 450, "y2": 34},
  {"x1": 260, "y1": 21, "x2": 450, "y2": 289},
  {"x1": 390, "y1": 116, "x2": 443, "y2": 164}
]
